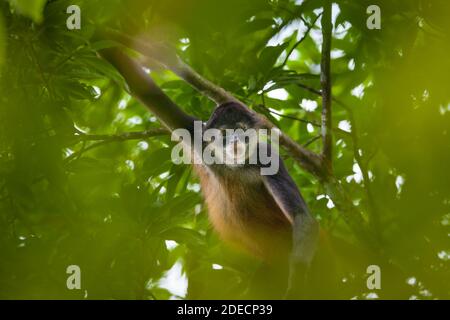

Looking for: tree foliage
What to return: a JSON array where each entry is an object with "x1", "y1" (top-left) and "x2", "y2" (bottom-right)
[{"x1": 0, "y1": 0, "x2": 449, "y2": 299}]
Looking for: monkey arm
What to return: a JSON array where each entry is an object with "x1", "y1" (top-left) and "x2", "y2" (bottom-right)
[
  {"x1": 98, "y1": 29, "x2": 238, "y2": 105},
  {"x1": 99, "y1": 47, "x2": 197, "y2": 132},
  {"x1": 262, "y1": 161, "x2": 319, "y2": 297},
  {"x1": 96, "y1": 30, "x2": 325, "y2": 177}
]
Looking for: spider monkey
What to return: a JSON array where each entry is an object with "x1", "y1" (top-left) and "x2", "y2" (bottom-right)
[
  {"x1": 100, "y1": 49, "x2": 319, "y2": 298},
  {"x1": 194, "y1": 102, "x2": 319, "y2": 297}
]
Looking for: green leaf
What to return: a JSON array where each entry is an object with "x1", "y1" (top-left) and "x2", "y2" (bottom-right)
[
  {"x1": 9, "y1": 0, "x2": 47, "y2": 23},
  {"x1": 88, "y1": 40, "x2": 120, "y2": 51},
  {"x1": 160, "y1": 227, "x2": 206, "y2": 248},
  {"x1": 238, "y1": 18, "x2": 274, "y2": 35},
  {"x1": 258, "y1": 43, "x2": 289, "y2": 70},
  {"x1": 142, "y1": 147, "x2": 172, "y2": 177}
]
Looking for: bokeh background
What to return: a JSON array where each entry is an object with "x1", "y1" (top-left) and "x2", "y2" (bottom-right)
[{"x1": 0, "y1": 0, "x2": 449, "y2": 299}]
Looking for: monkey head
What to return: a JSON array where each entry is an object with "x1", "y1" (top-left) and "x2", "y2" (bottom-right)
[
  {"x1": 204, "y1": 102, "x2": 264, "y2": 170},
  {"x1": 205, "y1": 102, "x2": 258, "y2": 129}
]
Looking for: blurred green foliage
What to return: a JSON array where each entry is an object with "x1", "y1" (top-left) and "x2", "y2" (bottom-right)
[{"x1": 0, "y1": 0, "x2": 449, "y2": 299}]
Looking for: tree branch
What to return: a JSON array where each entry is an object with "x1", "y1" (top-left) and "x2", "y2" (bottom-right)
[
  {"x1": 303, "y1": 135, "x2": 321, "y2": 147},
  {"x1": 320, "y1": 1, "x2": 333, "y2": 166},
  {"x1": 99, "y1": 29, "x2": 238, "y2": 105},
  {"x1": 280, "y1": 13, "x2": 322, "y2": 68},
  {"x1": 95, "y1": 28, "x2": 379, "y2": 248},
  {"x1": 263, "y1": 118, "x2": 325, "y2": 176},
  {"x1": 75, "y1": 128, "x2": 168, "y2": 142},
  {"x1": 337, "y1": 101, "x2": 381, "y2": 237},
  {"x1": 257, "y1": 103, "x2": 351, "y2": 137},
  {"x1": 323, "y1": 177, "x2": 379, "y2": 250},
  {"x1": 75, "y1": 128, "x2": 169, "y2": 142},
  {"x1": 66, "y1": 128, "x2": 168, "y2": 162},
  {"x1": 97, "y1": 32, "x2": 325, "y2": 177}
]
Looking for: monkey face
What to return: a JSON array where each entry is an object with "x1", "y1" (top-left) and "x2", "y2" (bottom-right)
[
  {"x1": 204, "y1": 102, "x2": 259, "y2": 168},
  {"x1": 203, "y1": 124, "x2": 259, "y2": 169}
]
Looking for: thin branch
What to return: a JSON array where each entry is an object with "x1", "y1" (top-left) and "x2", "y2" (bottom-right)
[
  {"x1": 340, "y1": 104, "x2": 381, "y2": 237},
  {"x1": 280, "y1": 13, "x2": 322, "y2": 68},
  {"x1": 28, "y1": 42, "x2": 53, "y2": 97},
  {"x1": 320, "y1": 1, "x2": 333, "y2": 166},
  {"x1": 257, "y1": 103, "x2": 351, "y2": 137},
  {"x1": 253, "y1": 113, "x2": 324, "y2": 176},
  {"x1": 278, "y1": 81, "x2": 322, "y2": 96},
  {"x1": 65, "y1": 128, "x2": 168, "y2": 163},
  {"x1": 303, "y1": 135, "x2": 321, "y2": 147},
  {"x1": 65, "y1": 140, "x2": 110, "y2": 163},
  {"x1": 76, "y1": 128, "x2": 168, "y2": 142},
  {"x1": 258, "y1": 103, "x2": 320, "y2": 126},
  {"x1": 322, "y1": 177, "x2": 379, "y2": 250},
  {"x1": 278, "y1": 80, "x2": 350, "y2": 114}
]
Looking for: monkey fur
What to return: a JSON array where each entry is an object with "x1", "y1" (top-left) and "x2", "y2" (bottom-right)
[{"x1": 192, "y1": 102, "x2": 319, "y2": 296}]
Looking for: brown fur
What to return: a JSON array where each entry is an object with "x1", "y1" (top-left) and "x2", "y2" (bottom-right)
[{"x1": 194, "y1": 164, "x2": 292, "y2": 263}]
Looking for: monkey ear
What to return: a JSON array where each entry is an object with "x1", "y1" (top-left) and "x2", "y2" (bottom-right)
[{"x1": 262, "y1": 162, "x2": 310, "y2": 225}]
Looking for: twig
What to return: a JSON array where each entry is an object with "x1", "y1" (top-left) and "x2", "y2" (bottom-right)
[
  {"x1": 320, "y1": 1, "x2": 333, "y2": 165},
  {"x1": 258, "y1": 104, "x2": 321, "y2": 126},
  {"x1": 257, "y1": 103, "x2": 351, "y2": 137},
  {"x1": 303, "y1": 135, "x2": 321, "y2": 147},
  {"x1": 65, "y1": 128, "x2": 168, "y2": 163},
  {"x1": 76, "y1": 128, "x2": 168, "y2": 142},
  {"x1": 340, "y1": 105, "x2": 381, "y2": 237},
  {"x1": 280, "y1": 13, "x2": 322, "y2": 68}
]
